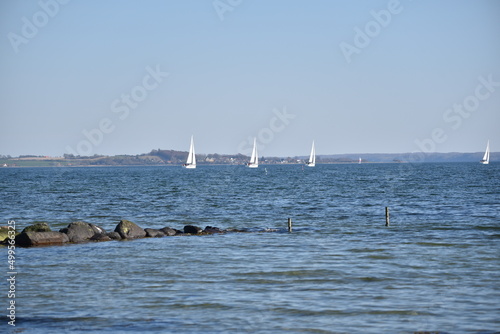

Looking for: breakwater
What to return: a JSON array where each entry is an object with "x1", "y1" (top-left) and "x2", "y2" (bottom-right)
[{"x1": 2, "y1": 220, "x2": 284, "y2": 247}]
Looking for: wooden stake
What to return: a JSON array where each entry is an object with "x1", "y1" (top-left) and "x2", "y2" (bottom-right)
[
  {"x1": 385, "y1": 207, "x2": 390, "y2": 226},
  {"x1": 287, "y1": 218, "x2": 292, "y2": 232}
]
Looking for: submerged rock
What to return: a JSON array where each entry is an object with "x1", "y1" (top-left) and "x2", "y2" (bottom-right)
[
  {"x1": 22, "y1": 222, "x2": 51, "y2": 233},
  {"x1": 204, "y1": 226, "x2": 225, "y2": 234},
  {"x1": 144, "y1": 228, "x2": 165, "y2": 238},
  {"x1": 160, "y1": 227, "x2": 177, "y2": 236},
  {"x1": 225, "y1": 228, "x2": 248, "y2": 233},
  {"x1": 59, "y1": 221, "x2": 108, "y2": 243},
  {"x1": 184, "y1": 225, "x2": 202, "y2": 234},
  {"x1": 114, "y1": 220, "x2": 146, "y2": 239},
  {"x1": 16, "y1": 231, "x2": 69, "y2": 247}
]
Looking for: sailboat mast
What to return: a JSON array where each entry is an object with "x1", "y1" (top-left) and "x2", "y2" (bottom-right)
[
  {"x1": 252, "y1": 138, "x2": 258, "y2": 164},
  {"x1": 309, "y1": 141, "x2": 315, "y2": 164},
  {"x1": 255, "y1": 140, "x2": 258, "y2": 165},
  {"x1": 191, "y1": 136, "x2": 196, "y2": 164},
  {"x1": 485, "y1": 140, "x2": 490, "y2": 162}
]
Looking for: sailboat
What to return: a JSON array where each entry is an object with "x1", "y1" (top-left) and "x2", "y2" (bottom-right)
[
  {"x1": 247, "y1": 138, "x2": 258, "y2": 168},
  {"x1": 480, "y1": 140, "x2": 490, "y2": 165},
  {"x1": 183, "y1": 136, "x2": 196, "y2": 169},
  {"x1": 305, "y1": 141, "x2": 316, "y2": 167},
  {"x1": 358, "y1": 157, "x2": 362, "y2": 164}
]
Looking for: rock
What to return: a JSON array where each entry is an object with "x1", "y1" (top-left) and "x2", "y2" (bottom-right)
[
  {"x1": 144, "y1": 228, "x2": 165, "y2": 238},
  {"x1": 0, "y1": 226, "x2": 12, "y2": 243},
  {"x1": 204, "y1": 226, "x2": 224, "y2": 234},
  {"x1": 90, "y1": 234, "x2": 112, "y2": 242},
  {"x1": 160, "y1": 227, "x2": 177, "y2": 236},
  {"x1": 16, "y1": 231, "x2": 69, "y2": 247},
  {"x1": 107, "y1": 232, "x2": 122, "y2": 240},
  {"x1": 59, "y1": 221, "x2": 107, "y2": 243},
  {"x1": 226, "y1": 228, "x2": 248, "y2": 233},
  {"x1": 114, "y1": 220, "x2": 146, "y2": 239},
  {"x1": 22, "y1": 222, "x2": 51, "y2": 233},
  {"x1": 90, "y1": 224, "x2": 107, "y2": 236},
  {"x1": 184, "y1": 225, "x2": 202, "y2": 234}
]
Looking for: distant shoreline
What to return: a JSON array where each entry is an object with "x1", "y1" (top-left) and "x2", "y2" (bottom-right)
[
  {"x1": 1, "y1": 162, "x2": 404, "y2": 168},
  {"x1": 1, "y1": 150, "x2": 496, "y2": 167}
]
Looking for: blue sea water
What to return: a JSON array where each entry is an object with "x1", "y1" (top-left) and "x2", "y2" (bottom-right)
[{"x1": 1, "y1": 163, "x2": 499, "y2": 333}]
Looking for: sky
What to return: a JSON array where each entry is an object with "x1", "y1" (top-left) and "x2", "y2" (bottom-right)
[{"x1": 1, "y1": 0, "x2": 499, "y2": 157}]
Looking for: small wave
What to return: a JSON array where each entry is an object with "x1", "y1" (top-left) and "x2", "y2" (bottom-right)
[
  {"x1": 416, "y1": 242, "x2": 462, "y2": 247},
  {"x1": 349, "y1": 248, "x2": 388, "y2": 253}
]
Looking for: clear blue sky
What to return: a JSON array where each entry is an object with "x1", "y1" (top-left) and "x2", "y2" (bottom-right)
[{"x1": 1, "y1": 0, "x2": 499, "y2": 157}]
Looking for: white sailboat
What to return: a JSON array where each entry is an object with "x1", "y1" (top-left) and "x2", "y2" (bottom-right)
[
  {"x1": 359, "y1": 157, "x2": 362, "y2": 164},
  {"x1": 480, "y1": 140, "x2": 490, "y2": 165},
  {"x1": 305, "y1": 141, "x2": 316, "y2": 167},
  {"x1": 247, "y1": 138, "x2": 259, "y2": 168},
  {"x1": 183, "y1": 135, "x2": 196, "y2": 169}
]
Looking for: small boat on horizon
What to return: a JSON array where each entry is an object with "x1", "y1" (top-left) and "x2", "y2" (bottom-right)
[
  {"x1": 480, "y1": 140, "x2": 490, "y2": 165},
  {"x1": 247, "y1": 138, "x2": 259, "y2": 168},
  {"x1": 305, "y1": 141, "x2": 316, "y2": 167},
  {"x1": 183, "y1": 135, "x2": 196, "y2": 169}
]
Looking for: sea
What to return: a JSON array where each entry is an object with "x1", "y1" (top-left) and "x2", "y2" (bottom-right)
[{"x1": 1, "y1": 163, "x2": 499, "y2": 333}]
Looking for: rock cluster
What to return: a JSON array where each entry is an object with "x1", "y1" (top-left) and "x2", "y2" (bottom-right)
[{"x1": 3, "y1": 220, "x2": 236, "y2": 247}]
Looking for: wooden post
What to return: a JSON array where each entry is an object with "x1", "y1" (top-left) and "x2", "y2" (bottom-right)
[
  {"x1": 385, "y1": 207, "x2": 390, "y2": 226},
  {"x1": 287, "y1": 218, "x2": 292, "y2": 232}
]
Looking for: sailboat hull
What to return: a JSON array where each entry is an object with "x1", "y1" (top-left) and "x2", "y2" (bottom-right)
[
  {"x1": 246, "y1": 163, "x2": 258, "y2": 168},
  {"x1": 183, "y1": 164, "x2": 196, "y2": 169},
  {"x1": 480, "y1": 161, "x2": 489, "y2": 165},
  {"x1": 305, "y1": 163, "x2": 315, "y2": 167}
]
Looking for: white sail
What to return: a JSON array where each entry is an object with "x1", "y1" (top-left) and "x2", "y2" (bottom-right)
[
  {"x1": 183, "y1": 135, "x2": 196, "y2": 169},
  {"x1": 306, "y1": 141, "x2": 315, "y2": 167},
  {"x1": 480, "y1": 140, "x2": 490, "y2": 165},
  {"x1": 247, "y1": 138, "x2": 258, "y2": 168}
]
